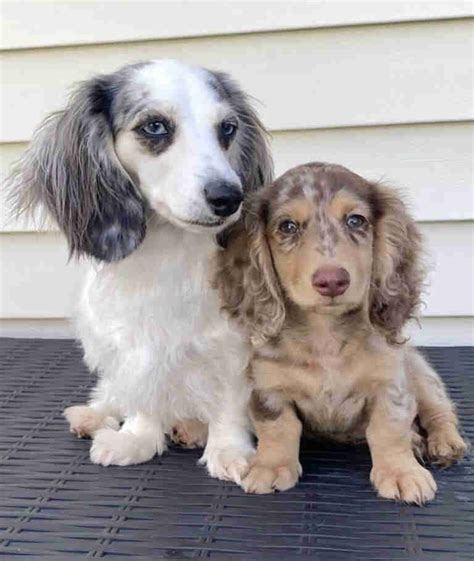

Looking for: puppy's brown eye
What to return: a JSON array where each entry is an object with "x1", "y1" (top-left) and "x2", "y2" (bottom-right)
[
  {"x1": 346, "y1": 214, "x2": 366, "y2": 229},
  {"x1": 278, "y1": 219, "x2": 299, "y2": 235}
]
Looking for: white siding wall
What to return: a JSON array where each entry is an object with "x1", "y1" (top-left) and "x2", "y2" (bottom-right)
[{"x1": 1, "y1": 1, "x2": 473, "y2": 344}]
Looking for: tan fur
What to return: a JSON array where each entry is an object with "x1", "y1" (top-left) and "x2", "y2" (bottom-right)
[
  {"x1": 243, "y1": 404, "x2": 302, "y2": 494},
  {"x1": 215, "y1": 162, "x2": 467, "y2": 503},
  {"x1": 405, "y1": 349, "x2": 467, "y2": 465},
  {"x1": 170, "y1": 419, "x2": 208, "y2": 449}
]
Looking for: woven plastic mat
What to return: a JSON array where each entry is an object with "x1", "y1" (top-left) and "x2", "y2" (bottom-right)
[{"x1": 0, "y1": 339, "x2": 472, "y2": 560}]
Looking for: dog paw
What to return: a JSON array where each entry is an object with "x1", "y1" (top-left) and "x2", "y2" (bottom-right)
[
  {"x1": 428, "y1": 425, "x2": 468, "y2": 466},
  {"x1": 64, "y1": 405, "x2": 119, "y2": 438},
  {"x1": 90, "y1": 428, "x2": 163, "y2": 466},
  {"x1": 200, "y1": 444, "x2": 255, "y2": 484},
  {"x1": 371, "y1": 463, "x2": 437, "y2": 504},
  {"x1": 171, "y1": 419, "x2": 208, "y2": 449},
  {"x1": 242, "y1": 460, "x2": 302, "y2": 494}
]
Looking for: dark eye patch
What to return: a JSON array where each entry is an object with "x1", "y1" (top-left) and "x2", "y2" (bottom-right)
[
  {"x1": 134, "y1": 114, "x2": 175, "y2": 156},
  {"x1": 217, "y1": 118, "x2": 238, "y2": 150}
]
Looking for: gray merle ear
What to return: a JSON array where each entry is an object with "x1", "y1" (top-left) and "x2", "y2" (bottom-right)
[
  {"x1": 209, "y1": 70, "x2": 274, "y2": 249},
  {"x1": 7, "y1": 73, "x2": 147, "y2": 262},
  {"x1": 208, "y1": 70, "x2": 274, "y2": 193}
]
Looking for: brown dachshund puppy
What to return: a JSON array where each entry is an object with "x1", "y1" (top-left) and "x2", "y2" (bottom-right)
[{"x1": 215, "y1": 162, "x2": 467, "y2": 503}]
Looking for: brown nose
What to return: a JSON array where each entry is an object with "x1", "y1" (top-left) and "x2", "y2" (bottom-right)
[{"x1": 312, "y1": 267, "x2": 350, "y2": 297}]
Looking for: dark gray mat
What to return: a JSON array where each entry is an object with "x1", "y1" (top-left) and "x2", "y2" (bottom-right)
[{"x1": 0, "y1": 339, "x2": 472, "y2": 560}]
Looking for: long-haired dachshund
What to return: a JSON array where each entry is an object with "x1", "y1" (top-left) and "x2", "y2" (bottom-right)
[
  {"x1": 7, "y1": 60, "x2": 273, "y2": 481},
  {"x1": 215, "y1": 162, "x2": 467, "y2": 503}
]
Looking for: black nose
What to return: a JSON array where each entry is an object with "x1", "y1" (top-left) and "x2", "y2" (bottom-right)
[{"x1": 204, "y1": 181, "x2": 243, "y2": 217}]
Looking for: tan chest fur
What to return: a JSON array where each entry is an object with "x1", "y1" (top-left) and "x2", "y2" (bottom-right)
[{"x1": 251, "y1": 330, "x2": 395, "y2": 440}]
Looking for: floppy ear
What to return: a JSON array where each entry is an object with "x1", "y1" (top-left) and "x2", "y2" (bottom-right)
[
  {"x1": 369, "y1": 184, "x2": 425, "y2": 344},
  {"x1": 214, "y1": 192, "x2": 285, "y2": 345},
  {"x1": 208, "y1": 71, "x2": 273, "y2": 193},
  {"x1": 210, "y1": 71, "x2": 273, "y2": 250},
  {"x1": 7, "y1": 74, "x2": 146, "y2": 262}
]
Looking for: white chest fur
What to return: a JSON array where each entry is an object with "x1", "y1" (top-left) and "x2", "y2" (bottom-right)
[{"x1": 75, "y1": 223, "x2": 250, "y2": 424}]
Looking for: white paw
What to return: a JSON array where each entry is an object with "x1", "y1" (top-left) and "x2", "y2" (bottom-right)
[
  {"x1": 90, "y1": 428, "x2": 164, "y2": 466},
  {"x1": 200, "y1": 443, "x2": 255, "y2": 484},
  {"x1": 64, "y1": 405, "x2": 119, "y2": 438}
]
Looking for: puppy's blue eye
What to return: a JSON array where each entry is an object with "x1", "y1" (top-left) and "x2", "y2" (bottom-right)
[
  {"x1": 279, "y1": 219, "x2": 299, "y2": 235},
  {"x1": 142, "y1": 121, "x2": 168, "y2": 136},
  {"x1": 346, "y1": 214, "x2": 367, "y2": 229},
  {"x1": 221, "y1": 120, "x2": 238, "y2": 137}
]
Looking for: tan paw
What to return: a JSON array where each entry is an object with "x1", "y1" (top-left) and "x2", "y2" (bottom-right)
[
  {"x1": 64, "y1": 405, "x2": 119, "y2": 438},
  {"x1": 171, "y1": 419, "x2": 208, "y2": 449},
  {"x1": 371, "y1": 463, "x2": 437, "y2": 504},
  {"x1": 428, "y1": 425, "x2": 468, "y2": 466},
  {"x1": 242, "y1": 460, "x2": 302, "y2": 494}
]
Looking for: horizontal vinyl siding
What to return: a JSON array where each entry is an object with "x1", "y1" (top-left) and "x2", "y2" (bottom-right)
[
  {"x1": 2, "y1": 1, "x2": 472, "y2": 50},
  {"x1": 0, "y1": 9, "x2": 473, "y2": 344},
  {"x1": 1, "y1": 19, "x2": 473, "y2": 143}
]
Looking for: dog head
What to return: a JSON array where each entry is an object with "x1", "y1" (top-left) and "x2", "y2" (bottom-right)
[
  {"x1": 216, "y1": 163, "x2": 424, "y2": 345},
  {"x1": 8, "y1": 60, "x2": 272, "y2": 262}
]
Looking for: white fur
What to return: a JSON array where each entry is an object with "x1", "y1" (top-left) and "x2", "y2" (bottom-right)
[
  {"x1": 64, "y1": 61, "x2": 256, "y2": 481},
  {"x1": 73, "y1": 220, "x2": 253, "y2": 478},
  {"x1": 116, "y1": 60, "x2": 243, "y2": 230}
]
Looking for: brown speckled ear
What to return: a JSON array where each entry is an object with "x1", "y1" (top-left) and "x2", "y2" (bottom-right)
[
  {"x1": 369, "y1": 183, "x2": 425, "y2": 344},
  {"x1": 214, "y1": 190, "x2": 286, "y2": 345}
]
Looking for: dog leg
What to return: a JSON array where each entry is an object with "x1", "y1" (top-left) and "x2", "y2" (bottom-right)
[
  {"x1": 200, "y1": 423, "x2": 254, "y2": 484},
  {"x1": 242, "y1": 400, "x2": 302, "y2": 494},
  {"x1": 367, "y1": 382, "x2": 437, "y2": 504},
  {"x1": 406, "y1": 349, "x2": 468, "y2": 466},
  {"x1": 199, "y1": 358, "x2": 255, "y2": 484},
  {"x1": 170, "y1": 419, "x2": 208, "y2": 448},
  {"x1": 90, "y1": 413, "x2": 165, "y2": 466},
  {"x1": 200, "y1": 386, "x2": 255, "y2": 484}
]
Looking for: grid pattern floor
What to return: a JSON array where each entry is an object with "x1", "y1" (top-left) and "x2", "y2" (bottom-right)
[{"x1": 0, "y1": 339, "x2": 472, "y2": 560}]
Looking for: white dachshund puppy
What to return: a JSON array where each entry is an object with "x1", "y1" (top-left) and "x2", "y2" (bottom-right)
[{"x1": 8, "y1": 59, "x2": 273, "y2": 482}]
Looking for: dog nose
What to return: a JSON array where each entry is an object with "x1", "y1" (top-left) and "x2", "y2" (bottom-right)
[
  {"x1": 204, "y1": 181, "x2": 243, "y2": 217},
  {"x1": 312, "y1": 267, "x2": 350, "y2": 297}
]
